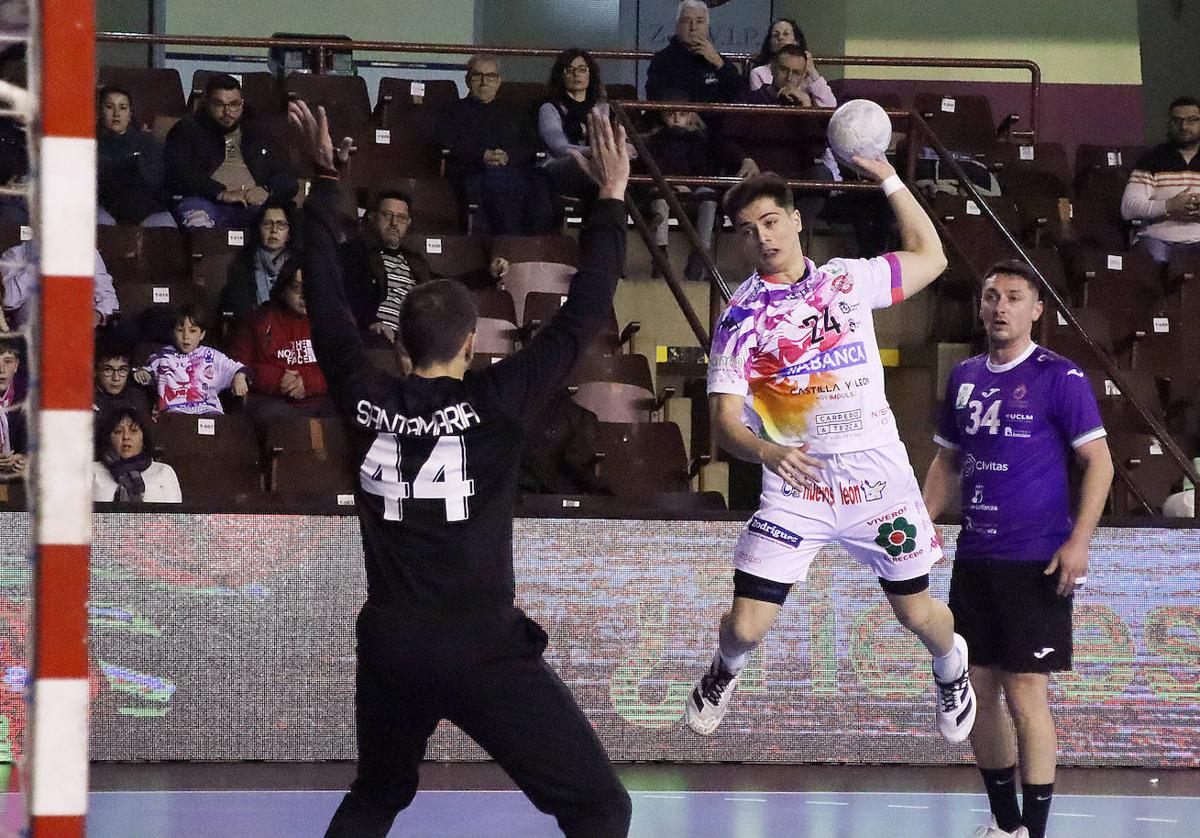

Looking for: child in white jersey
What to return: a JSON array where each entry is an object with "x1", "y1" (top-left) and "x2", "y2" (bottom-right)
[{"x1": 134, "y1": 303, "x2": 249, "y2": 416}]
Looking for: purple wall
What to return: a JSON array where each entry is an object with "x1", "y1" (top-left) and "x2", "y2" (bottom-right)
[{"x1": 832, "y1": 78, "x2": 1146, "y2": 168}]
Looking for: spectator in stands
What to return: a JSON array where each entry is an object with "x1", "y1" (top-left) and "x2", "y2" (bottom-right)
[
  {"x1": 219, "y1": 201, "x2": 298, "y2": 324},
  {"x1": 0, "y1": 336, "x2": 26, "y2": 478},
  {"x1": 0, "y1": 43, "x2": 26, "y2": 226},
  {"x1": 519, "y1": 390, "x2": 609, "y2": 496},
  {"x1": 342, "y1": 191, "x2": 430, "y2": 340},
  {"x1": 0, "y1": 238, "x2": 118, "y2": 328},
  {"x1": 1121, "y1": 96, "x2": 1200, "y2": 264},
  {"x1": 643, "y1": 99, "x2": 747, "y2": 281},
  {"x1": 728, "y1": 44, "x2": 840, "y2": 223},
  {"x1": 749, "y1": 18, "x2": 806, "y2": 91},
  {"x1": 134, "y1": 302, "x2": 248, "y2": 416},
  {"x1": 96, "y1": 85, "x2": 176, "y2": 228},
  {"x1": 92, "y1": 407, "x2": 182, "y2": 503},
  {"x1": 229, "y1": 259, "x2": 332, "y2": 424},
  {"x1": 93, "y1": 342, "x2": 153, "y2": 444},
  {"x1": 539, "y1": 49, "x2": 610, "y2": 211},
  {"x1": 164, "y1": 73, "x2": 297, "y2": 229},
  {"x1": 646, "y1": 1, "x2": 742, "y2": 104},
  {"x1": 438, "y1": 54, "x2": 555, "y2": 234}
]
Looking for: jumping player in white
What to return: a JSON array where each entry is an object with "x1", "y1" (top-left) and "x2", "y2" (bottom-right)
[
  {"x1": 923, "y1": 260, "x2": 1113, "y2": 838},
  {"x1": 687, "y1": 162, "x2": 977, "y2": 744}
]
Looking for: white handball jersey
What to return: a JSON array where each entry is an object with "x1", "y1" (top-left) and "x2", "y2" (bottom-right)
[{"x1": 707, "y1": 253, "x2": 906, "y2": 455}]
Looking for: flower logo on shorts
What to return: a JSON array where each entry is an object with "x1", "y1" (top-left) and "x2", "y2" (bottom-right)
[{"x1": 875, "y1": 517, "x2": 918, "y2": 558}]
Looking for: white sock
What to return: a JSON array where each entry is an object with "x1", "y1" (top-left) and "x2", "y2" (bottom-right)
[
  {"x1": 932, "y1": 645, "x2": 963, "y2": 681},
  {"x1": 718, "y1": 648, "x2": 749, "y2": 675}
]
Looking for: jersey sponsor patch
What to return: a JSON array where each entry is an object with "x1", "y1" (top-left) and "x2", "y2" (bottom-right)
[
  {"x1": 778, "y1": 341, "x2": 868, "y2": 377},
  {"x1": 747, "y1": 516, "x2": 803, "y2": 547},
  {"x1": 955, "y1": 382, "x2": 975, "y2": 408}
]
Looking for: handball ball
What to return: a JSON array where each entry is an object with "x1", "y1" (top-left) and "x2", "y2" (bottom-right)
[{"x1": 827, "y1": 99, "x2": 893, "y2": 165}]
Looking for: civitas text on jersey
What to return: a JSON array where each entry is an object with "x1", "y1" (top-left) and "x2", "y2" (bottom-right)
[{"x1": 356, "y1": 399, "x2": 483, "y2": 436}]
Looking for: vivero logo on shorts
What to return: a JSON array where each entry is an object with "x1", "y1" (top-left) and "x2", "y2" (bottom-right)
[
  {"x1": 748, "y1": 516, "x2": 803, "y2": 547},
  {"x1": 777, "y1": 342, "x2": 867, "y2": 377},
  {"x1": 875, "y1": 517, "x2": 918, "y2": 558}
]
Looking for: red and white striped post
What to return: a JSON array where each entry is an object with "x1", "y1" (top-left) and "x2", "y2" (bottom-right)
[{"x1": 29, "y1": 1, "x2": 95, "y2": 836}]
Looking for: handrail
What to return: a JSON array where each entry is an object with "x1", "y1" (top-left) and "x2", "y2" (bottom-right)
[
  {"x1": 906, "y1": 112, "x2": 1200, "y2": 507},
  {"x1": 95, "y1": 31, "x2": 1041, "y2": 138}
]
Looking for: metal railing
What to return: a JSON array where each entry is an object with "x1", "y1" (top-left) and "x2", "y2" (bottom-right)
[{"x1": 95, "y1": 32, "x2": 1042, "y2": 139}]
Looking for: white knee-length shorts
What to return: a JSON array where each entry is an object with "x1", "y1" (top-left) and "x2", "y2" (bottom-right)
[{"x1": 734, "y1": 439, "x2": 942, "y2": 584}]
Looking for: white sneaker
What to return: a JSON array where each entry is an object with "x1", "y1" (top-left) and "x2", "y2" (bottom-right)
[
  {"x1": 935, "y1": 633, "x2": 977, "y2": 742},
  {"x1": 971, "y1": 819, "x2": 1029, "y2": 837},
  {"x1": 684, "y1": 655, "x2": 741, "y2": 736}
]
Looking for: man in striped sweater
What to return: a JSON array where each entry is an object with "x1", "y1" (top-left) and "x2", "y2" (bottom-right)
[{"x1": 1121, "y1": 96, "x2": 1200, "y2": 264}]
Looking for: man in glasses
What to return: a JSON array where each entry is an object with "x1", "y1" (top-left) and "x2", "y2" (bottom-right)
[
  {"x1": 437, "y1": 54, "x2": 555, "y2": 234},
  {"x1": 92, "y1": 340, "x2": 152, "y2": 448},
  {"x1": 165, "y1": 73, "x2": 298, "y2": 228},
  {"x1": 1121, "y1": 95, "x2": 1200, "y2": 264}
]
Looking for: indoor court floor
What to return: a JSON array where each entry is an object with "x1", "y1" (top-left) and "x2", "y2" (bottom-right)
[{"x1": 49, "y1": 762, "x2": 1200, "y2": 837}]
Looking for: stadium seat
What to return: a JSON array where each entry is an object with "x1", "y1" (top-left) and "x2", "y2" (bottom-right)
[
  {"x1": 1074, "y1": 143, "x2": 1146, "y2": 178},
  {"x1": 402, "y1": 232, "x2": 489, "y2": 279},
  {"x1": 0, "y1": 478, "x2": 25, "y2": 511},
  {"x1": 1063, "y1": 247, "x2": 1163, "y2": 344},
  {"x1": 0, "y1": 224, "x2": 25, "y2": 253},
  {"x1": 569, "y1": 352, "x2": 654, "y2": 391},
  {"x1": 1107, "y1": 431, "x2": 1185, "y2": 514},
  {"x1": 572, "y1": 381, "x2": 658, "y2": 423},
  {"x1": 265, "y1": 416, "x2": 357, "y2": 507},
  {"x1": 913, "y1": 92, "x2": 999, "y2": 154},
  {"x1": 495, "y1": 81, "x2": 546, "y2": 124},
  {"x1": 521, "y1": 291, "x2": 567, "y2": 329},
  {"x1": 606, "y1": 83, "x2": 637, "y2": 102},
  {"x1": 1039, "y1": 306, "x2": 1115, "y2": 368},
  {"x1": 490, "y1": 234, "x2": 579, "y2": 266},
  {"x1": 375, "y1": 77, "x2": 460, "y2": 120},
  {"x1": 988, "y1": 143, "x2": 1071, "y2": 245},
  {"x1": 469, "y1": 352, "x2": 507, "y2": 370},
  {"x1": 190, "y1": 70, "x2": 280, "y2": 114},
  {"x1": 472, "y1": 287, "x2": 518, "y2": 323},
  {"x1": 282, "y1": 73, "x2": 373, "y2": 139},
  {"x1": 473, "y1": 317, "x2": 518, "y2": 355},
  {"x1": 353, "y1": 178, "x2": 460, "y2": 232},
  {"x1": 502, "y1": 261, "x2": 574, "y2": 323},
  {"x1": 351, "y1": 119, "x2": 443, "y2": 178},
  {"x1": 930, "y1": 193, "x2": 1024, "y2": 273},
  {"x1": 594, "y1": 421, "x2": 694, "y2": 496},
  {"x1": 97, "y1": 225, "x2": 190, "y2": 283},
  {"x1": 154, "y1": 413, "x2": 267, "y2": 508},
  {"x1": 1082, "y1": 368, "x2": 1165, "y2": 430},
  {"x1": 98, "y1": 66, "x2": 186, "y2": 128}
]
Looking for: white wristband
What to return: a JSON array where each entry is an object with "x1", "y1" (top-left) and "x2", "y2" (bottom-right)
[{"x1": 881, "y1": 175, "x2": 906, "y2": 197}]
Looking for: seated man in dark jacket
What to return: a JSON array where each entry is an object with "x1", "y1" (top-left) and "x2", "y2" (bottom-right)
[
  {"x1": 97, "y1": 85, "x2": 176, "y2": 227},
  {"x1": 645, "y1": 1, "x2": 743, "y2": 104},
  {"x1": 437, "y1": 54, "x2": 554, "y2": 234},
  {"x1": 164, "y1": 73, "x2": 297, "y2": 229}
]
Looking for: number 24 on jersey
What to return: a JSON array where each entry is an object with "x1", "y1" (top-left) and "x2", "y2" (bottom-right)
[{"x1": 359, "y1": 433, "x2": 476, "y2": 522}]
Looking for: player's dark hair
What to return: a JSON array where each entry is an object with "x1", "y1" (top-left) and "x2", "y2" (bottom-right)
[
  {"x1": 95, "y1": 338, "x2": 132, "y2": 367},
  {"x1": 724, "y1": 172, "x2": 794, "y2": 220},
  {"x1": 203, "y1": 73, "x2": 242, "y2": 97},
  {"x1": 983, "y1": 259, "x2": 1042, "y2": 300},
  {"x1": 1168, "y1": 95, "x2": 1200, "y2": 112},
  {"x1": 269, "y1": 258, "x2": 303, "y2": 305},
  {"x1": 0, "y1": 336, "x2": 21, "y2": 359},
  {"x1": 98, "y1": 84, "x2": 134, "y2": 112},
  {"x1": 773, "y1": 44, "x2": 808, "y2": 64},
  {"x1": 399, "y1": 279, "x2": 478, "y2": 367},
  {"x1": 171, "y1": 302, "x2": 209, "y2": 333}
]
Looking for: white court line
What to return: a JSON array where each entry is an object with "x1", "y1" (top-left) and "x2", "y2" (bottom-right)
[
  {"x1": 1052, "y1": 813, "x2": 1095, "y2": 818},
  {"x1": 887, "y1": 804, "x2": 931, "y2": 810},
  {"x1": 641, "y1": 794, "x2": 687, "y2": 800},
  {"x1": 970, "y1": 808, "x2": 991, "y2": 813},
  {"x1": 723, "y1": 797, "x2": 767, "y2": 803},
  {"x1": 806, "y1": 801, "x2": 849, "y2": 807},
  {"x1": 1136, "y1": 818, "x2": 1180, "y2": 824}
]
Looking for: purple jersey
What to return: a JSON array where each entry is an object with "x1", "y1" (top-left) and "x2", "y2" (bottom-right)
[{"x1": 934, "y1": 343, "x2": 1105, "y2": 562}]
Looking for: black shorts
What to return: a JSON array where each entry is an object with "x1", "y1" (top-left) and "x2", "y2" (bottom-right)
[{"x1": 948, "y1": 557, "x2": 1074, "y2": 673}]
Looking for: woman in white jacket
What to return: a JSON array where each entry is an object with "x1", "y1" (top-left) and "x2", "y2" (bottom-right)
[{"x1": 92, "y1": 407, "x2": 182, "y2": 503}]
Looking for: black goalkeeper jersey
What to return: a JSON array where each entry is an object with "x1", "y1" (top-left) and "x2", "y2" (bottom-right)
[{"x1": 302, "y1": 179, "x2": 626, "y2": 616}]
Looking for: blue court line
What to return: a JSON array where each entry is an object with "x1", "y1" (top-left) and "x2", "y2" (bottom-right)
[{"x1": 72, "y1": 789, "x2": 1198, "y2": 838}]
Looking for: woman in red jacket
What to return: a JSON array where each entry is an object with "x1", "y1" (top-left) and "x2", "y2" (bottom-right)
[{"x1": 230, "y1": 258, "x2": 334, "y2": 426}]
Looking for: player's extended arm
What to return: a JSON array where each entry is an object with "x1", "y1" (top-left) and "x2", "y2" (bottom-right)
[
  {"x1": 922, "y1": 446, "x2": 961, "y2": 521},
  {"x1": 288, "y1": 101, "x2": 385, "y2": 412},
  {"x1": 710, "y1": 393, "x2": 822, "y2": 490},
  {"x1": 851, "y1": 155, "x2": 947, "y2": 300},
  {"x1": 1045, "y1": 436, "x2": 1113, "y2": 596}
]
